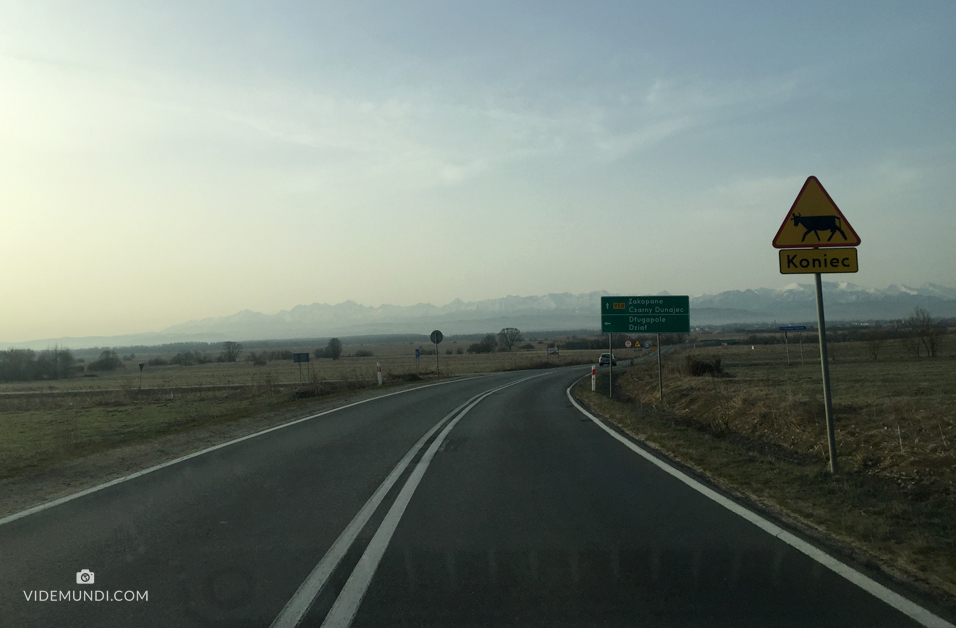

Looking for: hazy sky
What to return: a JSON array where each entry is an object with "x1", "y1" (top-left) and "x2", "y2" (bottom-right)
[{"x1": 2, "y1": 1, "x2": 954, "y2": 341}]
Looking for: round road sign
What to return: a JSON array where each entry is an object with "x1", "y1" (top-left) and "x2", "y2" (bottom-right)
[
  {"x1": 430, "y1": 330, "x2": 444, "y2": 344},
  {"x1": 625, "y1": 340, "x2": 632, "y2": 348}
]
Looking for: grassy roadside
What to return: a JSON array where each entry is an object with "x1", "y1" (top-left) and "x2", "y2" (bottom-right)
[
  {"x1": 573, "y1": 359, "x2": 956, "y2": 616},
  {"x1": 0, "y1": 374, "x2": 489, "y2": 519},
  {"x1": 0, "y1": 376, "x2": 397, "y2": 481}
]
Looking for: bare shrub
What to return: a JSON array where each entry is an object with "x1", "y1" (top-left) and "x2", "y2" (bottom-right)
[{"x1": 684, "y1": 355, "x2": 723, "y2": 377}]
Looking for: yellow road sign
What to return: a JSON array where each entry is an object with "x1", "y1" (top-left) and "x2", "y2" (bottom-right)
[
  {"x1": 779, "y1": 248, "x2": 858, "y2": 274},
  {"x1": 773, "y1": 176, "x2": 860, "y2": 248}
]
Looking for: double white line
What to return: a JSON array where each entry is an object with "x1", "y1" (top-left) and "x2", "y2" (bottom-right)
[{"x1": 270, "y1": 374, "x2": 544, "y2": 628}]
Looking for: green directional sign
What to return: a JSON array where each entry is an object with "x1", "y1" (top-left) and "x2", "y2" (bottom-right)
[{"x1": 601, "y1": 296, "x2": 690, "y2": 333}]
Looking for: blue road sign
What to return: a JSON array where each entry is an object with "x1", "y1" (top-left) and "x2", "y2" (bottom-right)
[
  {"x1": 779, "y1": 326, "x2": 807, "y2": 331},
  {"x1": 415, "y1": 348, "x2": 421, "y2": 359}
]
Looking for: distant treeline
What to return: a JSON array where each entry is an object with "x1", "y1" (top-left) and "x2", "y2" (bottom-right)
[
  {"x1": 560, "y1": 334, "x2": 687, "y2": 350},
  {"x1": 0, "y1": 348, "x2": 132, "y2": 382},
  {"x1": 737, "y1": 308, "x2": 947, "y2": 358},
  {"x1": 76, "y1": 335, "x2": 436, "y2": 358}
]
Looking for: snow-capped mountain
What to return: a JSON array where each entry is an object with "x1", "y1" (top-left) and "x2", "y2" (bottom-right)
[
  {"x1": 157, "y1": 282, "x2": 954, "y2": 339},
  {"x1": 4, "y1": 284, "x2": 953, "y2": 349},
  {"x1": 689, "y1": 282, "x2": 956, "y2": 324}
]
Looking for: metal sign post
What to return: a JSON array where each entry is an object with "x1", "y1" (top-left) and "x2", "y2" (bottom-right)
[
  {"x1": 430, "y1": 330, "x2": 443, "y2": 376},
  {"x1": 138, "y1": 363, "x2": 144, "y2": 390},
  {"x1": 778, "y1": 326, "x2": 806, "y2": 367},
  {"x1": 814, "y1": 273, "x2": 838, "y2": 474},
  {"x1": 608, "y1": 333, "x2": 612, "y2": 398},
  {"x1": 657, "y1": 334, "x2": 663, "y2": 401}
]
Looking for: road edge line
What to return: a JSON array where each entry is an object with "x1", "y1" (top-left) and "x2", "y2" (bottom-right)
[
  {"x1": 0, "y1": 376, "x2": 483, "y2": 527},
  {"x1": 565, "y1": 380, "x2": 953, "y2": 628}
]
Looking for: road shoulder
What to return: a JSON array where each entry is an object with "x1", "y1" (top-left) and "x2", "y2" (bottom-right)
[{"x1": 570, "y1": 375, "x2": 956, "y2": 624}]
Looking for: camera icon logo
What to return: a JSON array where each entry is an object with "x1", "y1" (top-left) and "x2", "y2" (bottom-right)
[{"x1": 76, "y1": 569, "x2": 95, "y2": 585}]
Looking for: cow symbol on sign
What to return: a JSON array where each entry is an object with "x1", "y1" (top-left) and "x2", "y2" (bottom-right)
[{"x1": 791, "y1": 213, "x2": 848, "y2": 242}]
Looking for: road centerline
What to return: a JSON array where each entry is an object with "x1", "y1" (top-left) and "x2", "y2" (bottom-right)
[
  {"x1": 270, "y1": 373, "x2": 544, "y2": 628},
  {"x1": 319, "y1": 373, "x2": 545, "y2": 628}
]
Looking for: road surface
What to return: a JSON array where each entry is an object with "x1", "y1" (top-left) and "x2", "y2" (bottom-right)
[{"x1": 1, "y1": 368, "x2": 949, "y2": 627}]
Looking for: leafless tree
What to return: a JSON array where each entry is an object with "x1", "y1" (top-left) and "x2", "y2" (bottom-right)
[
  {"x1": 498, "y1": 328, "x2": 522, "y2": 351},
  {"x1": 864, "y1": 325, "x2": 886, "y2": 360},
  {"x1": 894, "y1": 318, "x2": 921, "y2": 358},
  {"x1": 911, "y1": 307, "x2": 946, "y2": 358},
  {"x1": 221, "y1": 341, "x2": 243, "y2": 363}
]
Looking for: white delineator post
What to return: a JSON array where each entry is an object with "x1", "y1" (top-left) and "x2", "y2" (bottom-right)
[
  {"x1": 591, "y1": 365, "x2": 597, "y2": 392},
  {"x1": 376, "y1": 362, "x2": 383, "y2": 386}
]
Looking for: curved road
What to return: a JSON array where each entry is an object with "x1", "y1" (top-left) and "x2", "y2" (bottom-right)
[{"x1": 0, "y1": 368, "x2": 948, "y2": 627}]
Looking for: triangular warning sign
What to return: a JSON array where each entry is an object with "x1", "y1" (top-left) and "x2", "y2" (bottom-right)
[{"x1": 773, "y1": 176, "x2": 860, "y2": 248}]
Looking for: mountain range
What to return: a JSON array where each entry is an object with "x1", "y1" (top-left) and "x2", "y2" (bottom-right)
[{"x1": 5, "y1": 282, "x2": 955, "y2": 350}]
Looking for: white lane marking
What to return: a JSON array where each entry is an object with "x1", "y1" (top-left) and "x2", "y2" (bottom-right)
[
  {"x1": 268, "y1": 395, "x2": 471, "y2": 628},
  {"x1": 0, "y1": 376, "x2": 485, "y2": 527},
  {"x1": 271, "y1": 374, "x2": 542, "y2": 628},
  {"x1": 566, "y1": 380, "x2": 954, "y2": 628},
  {"x1": 319, "y1": 374, "x2": 545, "y2": 628}
]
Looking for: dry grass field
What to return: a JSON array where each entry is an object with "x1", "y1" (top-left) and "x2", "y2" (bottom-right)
[
  {"x1": 0, "y1": 342, "x2": 605, "y2": 393},
  {"x1": 576, "y1": 336, "x2": 956, "y2": 610},
  {"x1": 0, "y1": 340, "x2": 604, "y2": 481}
]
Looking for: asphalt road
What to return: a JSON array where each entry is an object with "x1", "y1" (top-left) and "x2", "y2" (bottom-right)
[{"x1": 0, "y1": 368, "x2": 948, "y2": 627}]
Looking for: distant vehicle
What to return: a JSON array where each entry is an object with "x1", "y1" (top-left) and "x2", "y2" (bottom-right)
[{"x1": 599, "y1": 353, "x2": 616, "y2": 366}]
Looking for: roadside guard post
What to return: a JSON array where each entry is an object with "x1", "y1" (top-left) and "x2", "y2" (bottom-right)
[
  {"x1": 773, "y1": 176, "x2": 861, "y2": 474},
  {"x1": 601, "y1": 296, "x2": 690, "y2": 401},
  {"x1": 591, "y1": 365, "x2": 596, "y2": 392},
  {"x1": 377, "y1": 362, "x2": 383, "y2": 386}
]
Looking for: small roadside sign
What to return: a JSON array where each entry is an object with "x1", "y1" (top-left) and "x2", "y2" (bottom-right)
[
  {"x1": 430, "y1": 330, "x2": 443, "y2": 376},
  {"x1": 779, "y1": 248, "x2": 858, "y2": 274},
  {"x1": 772, "y1": 176, "x2": 860, "y2": 248},
  {"x1": 625, "y1": 340, "x2": 632, "y2": 348},
  {"x1": 779, "y1": 326, "x2": 807, "y2": 331},
  {"x1": 293, "y1": 352, "x2": 311, "y2": 381},
  {"x1": 415, "y1": 348, "x2": 420, "y2": 359}
]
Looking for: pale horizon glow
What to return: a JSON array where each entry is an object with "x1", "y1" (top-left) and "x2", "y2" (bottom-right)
[{"x1": 2, "y1": 2, "x2": 955, "y2": 342}]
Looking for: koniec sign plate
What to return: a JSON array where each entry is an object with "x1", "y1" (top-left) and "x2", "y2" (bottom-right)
[{"x1": 779, "y1": 248, "x2": 858, "y2": 274}]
